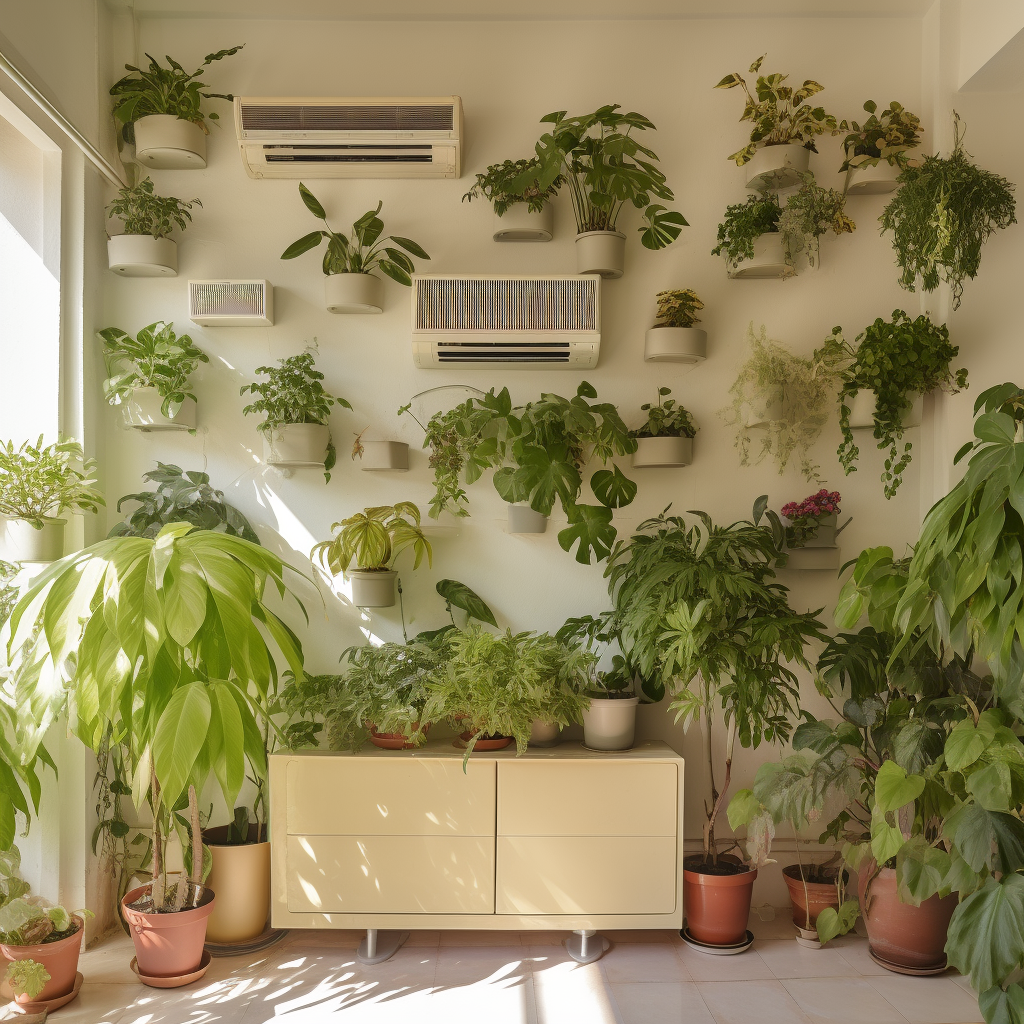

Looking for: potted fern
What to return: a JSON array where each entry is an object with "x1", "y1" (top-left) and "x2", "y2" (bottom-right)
[
  {"x1": 463, "y1": 158, "x2": 563, "y2": 241},
  {"x1": 311, "y1": 502, "x2": 432, "y2": 608},
  {"x1": 712, "y1": 193, "x2": 787, "y2": 278},
  {"x1": 106, "y1": 177, "x2": 200, "y2": 277},
  {"x1": 99, "y1": 321, "x2": 208, "y2": 432},
  {"x1": 281, "y1": 184, "x2": 430, "y2": 314},
  {"x1": 630, "y1": 387, "x2": 697, "y2": 468},
  {"x1": 840, "y1": 99, "x2": 923, "y2": 194},
  {"x1": 644, "y1": 288, "x2": 707, "y2": 363}
]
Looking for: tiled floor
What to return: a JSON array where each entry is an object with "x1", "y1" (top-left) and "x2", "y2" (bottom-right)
[{"x1": 26, "y1": 910, "x2": 982, "y2": 1023}]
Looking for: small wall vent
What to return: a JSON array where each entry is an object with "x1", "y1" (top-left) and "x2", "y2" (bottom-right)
[{"x1": 188, "y1": 280, "x2": 274, "y2": 326}]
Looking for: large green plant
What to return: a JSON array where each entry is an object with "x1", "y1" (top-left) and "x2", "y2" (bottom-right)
[
  {"x1": 311, "y1": 502, "x2": 431, "y2": 575},
  {"x1": 462, "y1": 158, "x2": 564, "y2": 216},
  {"x1": 840, "y1": 99, "x2": 923, "y2": 173},
  {"x1": 106, "y1": 178, "x2": 200, "y2": 238},
  {"x1": 0, "y1": 437, "x2": 104, "y2": 529},
  {"x1": 515, "y1": 104, "x2": 686, "y2": 248}
]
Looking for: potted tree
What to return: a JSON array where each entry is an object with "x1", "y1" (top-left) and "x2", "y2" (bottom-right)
[
  {"x1": 630, "y1": 387, "x2": 697, "y2": 469},
  {"x1": 109, "y1": 46, "x2": 242, "y2": 168},
  {"x1": 241, "y1": 349, "x2": 350, "y2": 481},
  {"x1": 106, "y1": 177, "x2": 200, "y2": 277},
  {"x1": 0, "y1": 437, "x2": 103, "y2": 562},
  {"x1": 462, "y1": 158, "x2": 564, "y2": 241},
  {"x1": 644, "y1": 288, "x2": 707, "y2": 363},
  {"x1": 881, "y1": 114, "x2": 1016, "y2": 309},
  {"x1": 715, "y1": 54, "x2": 841, "y2": 189},
  {"x1": 837, "y1": 311, "x2": 967, "y2": 499},
  {"x1": 780, "y1": 488, "x2": 848, "y2": 570},
  {"x1": 840, "y1": 99, "x2": 923, "y2": 195},
  {"x1": 280, "y1": 185, "x2": 430, "y2": 314},
  {"x1": 712, "y1": 193, "x2": 788, "y2": 278},
  {"x1": 515, "y1": 104, "x2": 686, "y2": 278},
  {"x1": 311, "y1": 502, "x2": 432, "y2": 608},
  {"x1": 99, "y1": 321, "x2": 208, "y2": 432}
]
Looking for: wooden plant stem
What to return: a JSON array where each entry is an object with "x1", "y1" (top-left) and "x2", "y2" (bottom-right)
[{"x1": 150, "y1": 765, "x2": 164, "y2": 910}]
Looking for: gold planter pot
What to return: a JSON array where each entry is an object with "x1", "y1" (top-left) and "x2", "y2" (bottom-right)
[{"x1": 203, "y1": 825, "x2": 270, "y2": 944}]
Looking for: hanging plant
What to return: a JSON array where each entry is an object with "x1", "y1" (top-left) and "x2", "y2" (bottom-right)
[{"x1": 777, "y1": 173, "x2": 855, "y2": 270}]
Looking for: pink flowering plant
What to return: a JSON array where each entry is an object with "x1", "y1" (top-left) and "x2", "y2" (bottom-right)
[{"x1": 781, "y1": 489, "x2": 844, "y2": 547}]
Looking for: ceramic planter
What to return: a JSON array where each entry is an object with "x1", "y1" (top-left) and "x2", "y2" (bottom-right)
[
  {"x1": 123, "y1": 388, "x2": 196, "y2": 432},
  {"x1": 528, "y1": 719, "x2": 561, "y2": 747},
  {"x1": 325, "y1": 273, "x2": 384, "y2": 314},
  {"x1": 575, "y1": 230, "x2": 626, "y2": 279},
  {"x1": 728, "y1": 233, "x2": 791, "y2": 279},
  {"x1": 845, "y1": 161, "x2": 902, "y2": 195},
  {"x1": 348, "y1": 569, "x2": 397, "y2": 608},
  {"x1": 2, "y1": 518, "x2": 65, "y2": 563},
  {"x1": 744, "y1": 143, "x2": 810, "y2": 190},
  {"x1": 783, "y1": 864, "x2": 843, "y2": 931},
  {"x1": 493, "y1": 205, "x2": 553, "y2": 242},
  {"x1": 121, "y1": 883, "x2": 216, "y2": 980},
  {"x1": 582, "y1": 695, "x2": 638, "y2": 751},
  {"x1": 507, "y1": 504, "x2": 548, "y2": 534},
  {"x1": 683, "y1": 860, "x2": 757, "y2": 947},
  {"x1": 133, "y1": 115, "x2": 207, "y2": 170},
  {"x1": 459, "y1": 731, "x2": 512, "y2": 751},
  {"x1": 107, "y1": 234, "x2": 177, "y2": 277},
  {"x1": 202, "y1": 825, "x2": 269, "y2": 944},
  {"x1": 360, "y1": 440, "x2": 410, "y2": 471},
  {"x1": 644, "y1": 326, "x2": 707, "y2": 364},
  {"x1": 0, "y1": 915, "x2": 84, "y2": 1006},
  {"x1": 264, "y1": 424, "x2": 330, "y2": 468},
  {"x1": 789, "y1": 513, "x2": 836, "y2": 548},
  {"x1": 846, "y1": 390, "x2": 923, "y2": 430},
  {"x1": 632, "y1": 436, "x2": 693, "y2": 469},
  {"x1": 784, "y1": 546, "x2": 841, "y2": 571}
]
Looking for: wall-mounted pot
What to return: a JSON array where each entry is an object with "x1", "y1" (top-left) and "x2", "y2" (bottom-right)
[
  {"x1": 493, "y1": 205, "x2": 553, "y2": 242},
  {"x1": 2, "y1": 518, "x2": 65, "y2": 563},
  {"x1": 845, "y1": 161, "x2": 902, "y2": 195},
  {"x1": 507, "y1": 503, "x2": 548, "y2": 534},
  {"x1": 133, "y1": 115, "x2": 207, "y2": 170},
  {"x1": 348, "y1": 569, "x2": 397, "y2": 608},
  {"x1": 644, "y1": 326, "x2": 707, "y2": 363},
  {"x1": 582, "y1": 695, "x2": 638, "y2": 751},
  {"x1": 728, "y1": 233, "x2": 792, "y2": 279},
  {"x1": 123, "y1": 388, "x2": 196, "y2": 432},
  {"x1": 325, "y1": 272, "x2": 384, "y2": 314},
  {"x1": 264, "y1": 424, "x2": 330, "y2": 468},
  {"x1": 845, "y1": 390, "x2": 923, "y2": 430},
  {"x1": 744, "y1": 143, "x2": 810, "y2": 190},
  {"x1": 788, "y1": 513, "x2": 836, "y2": 548},
  {"x1": 107, "y1": 234, "x2": 177, "y2": 277},
  {"x1": 360, "y1": 440, "x2": 410, "y2": 471},
  {"x1": 575, "y1": 230, "x2": 625, "y2": 279},
  {"x1": 783, "y1": 546, "x2": 841, "y2": 571},
  {"x1": 632, "y1": 435, "x2": 693, "y2": 468}
]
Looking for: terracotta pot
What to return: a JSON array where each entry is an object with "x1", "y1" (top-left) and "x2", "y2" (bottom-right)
[
  {"x1": 459, "y1": 731, "x2": 512, "y2": 751},
  {"x1": 368, "y1": 723, "x2": 428, "y2": 750},
  {"x1": 202, "y1": 826, "x2": 269, "y2": 944},
  {"x1": 0, "y1": 915, "x2": 84, "y2": 1004},
  {"x1": 684, "y1": 858, "x2": 757, "y2": 946},
  {"x1": 783, "y1": 864, "x2": 843, "y2": 930},
  {"x1": 121, "y1": 883, "x2": 216, "y2": 978},
  {"x1": 858, "y1": 863, "x2": 957, "y2": 970}
]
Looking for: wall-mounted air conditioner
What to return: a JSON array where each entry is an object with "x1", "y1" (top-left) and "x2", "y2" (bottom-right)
[
  {"x1": 234, "y1": 97, "x2": 462, "y2": 179},
  {"x1": 411, "y1": 275, "x2": 601, "y2": 369},
  {"x1": 189, "y1": 280, "x2": 274, "y2": 326}
]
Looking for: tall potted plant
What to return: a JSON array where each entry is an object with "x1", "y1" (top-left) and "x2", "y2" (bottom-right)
[
  {"x1": 840, "y1": 99, "x2": 923, "y2": 194},
  {"x1": 630, "y1": 387, "x2": 697, "y2": 469},
  {"x1": 100, "y1": 321, "x2": 208, "y2": 432},
  {"x1": 106, "y1": 178, "x2": 200, "y2": 277},
  {"x1": 643, "y1": 288, "x2": 707, "y2": 363},
  {"x1": 463, "y1": 158, "x2": 564, "y2": 242},
  {"x1": 281, "y1": 185, "x2": 430, "y2": 313}
]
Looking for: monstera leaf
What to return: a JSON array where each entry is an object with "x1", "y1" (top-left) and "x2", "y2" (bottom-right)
[
  {"x1": 557, "y1": 504, "x2": 616, "y2": 564},
  {"x1": 590, "y1": 466, "x2": 637, "y2": 509},
  {"x1": 501, "y1": 443, "x2": 581, "y2": 516}
]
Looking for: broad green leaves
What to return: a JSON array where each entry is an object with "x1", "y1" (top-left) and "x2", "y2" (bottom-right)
[
  {"x1": 946, "y1": 876, "x2": 1024, "y2": 995},
  {"x1": 816, "y1": 900, "x2": 859, "y2": 945},
  {"x1": 152, "y1": 682, "x2": 211, "y2": 810},
  {"x1": 435, "y1": 579, "x2": 497, "y2": 627},
  {"x1": 558, "y1": 504, "x2": 616, "y2": 564},
  {"x1": 946, "y1": 804, "x2": 1024, "y2": 874},
  {"x1": 870, "y1": 761, "x2": 924, "y2": 864}
]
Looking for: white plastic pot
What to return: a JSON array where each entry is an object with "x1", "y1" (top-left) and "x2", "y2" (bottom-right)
[
  {"x1": 360, "y1": 441, "x2": 409, "y2": 471},
  {"x1": 846, "y1": 391, "x2": 923, "y2": 430},
  {"x1": 529, "y1": 719, "x2": 561, "y2": 747},
  {"x1": 264, "y1": 424, "x2": 330, "y2": 468},
  {"x1": 575, "y1": 230, "x2": 626, "y2": 279},
  {"x1": 133, "y1": 114, "x2": 207, "y2": 170},
  {"x1": 728, "y1": 233, "x2": 792, "y2": 279},
  {"x1": 325, "y1": 273, "x2": 384, "y2": 314},
  {"x1": 788, "y1": 514, "x2": 836, "y2": 548},
  {"x1": 123, "y1": 388, "x2": 196, "y2": 431},
  {"x1": 644, "y1": 326, "x2": 707, "y2": 364},
  {"x1": 348, "y1": 570, "x2": 397, "y2": 608},
  {"x1": 107, "y1": 234, "x2": 177, "y2": 277},
  {"x1": 632, "y1": 436, "x2": 693, "y2": 468},
  {"x1": 2, "y1": 518, "x2": 65, "y2": 563},
  {"x1": 583, "y1": 696, "x2": 639, "y2": 751},
  {"x1": 493, "y1": 205, "x2": 553, "y2": 242},
  {"x1": 744, "y1": 143, "x2": 810, "y2": 190},
  {"x1": 784, "y1": 546, "x2": 841, "y2": 571},
  {"x1": 845, "y1": 161, "x2": 902, "y2": 196},
  {"x1": 507, "y1": 503, "x2": 548, "y2": 534},
  {"x1": 740, "y1": 398, "x2": 785, "y2": 429}
]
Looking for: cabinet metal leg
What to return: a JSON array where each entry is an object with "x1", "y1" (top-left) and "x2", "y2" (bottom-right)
[
  {"x1": 356, "y1": 928, "x2": 409, "y2": 965},
  {"x1": 565, "y1": 929, "x2": 610, "y2": 964}
]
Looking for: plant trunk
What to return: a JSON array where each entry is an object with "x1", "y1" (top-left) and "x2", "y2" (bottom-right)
[
  {"x1": 704, "y1": 715, "x2": 737, "y2": 868},
  {"x1": 701, "y1": 703, "x2": 716, "y2": 865},
  {"x1": 188, "y1": 785, "x2": 202, "y2": 887},
  {"x1": 150, "y1": 765, "x2": 164, "y2": 910}
]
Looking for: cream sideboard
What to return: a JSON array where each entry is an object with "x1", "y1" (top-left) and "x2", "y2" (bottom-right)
[{"x1": 269, "y1": 740, "x2": 684, "y2": 946}]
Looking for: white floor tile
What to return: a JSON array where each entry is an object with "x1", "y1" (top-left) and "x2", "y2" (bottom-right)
[
  {"x1": 866, "y1": 976, "x2": 983, "y2": 1024},
  {"x1": 698, "y1": 979, "x2": 815, "y2": 1024},
  {"x1": 601, "y1": 942, "x2": 692, "y2": 983},
  {"x1": 611, "y1": 981, "x2": 715, "y2": 1024},
  {"x1": 756, "y1": 938, "x2": 861, "y2": 979},
  {"x1": 534, "y1": 962, "x2": 622, "y2": 1024},
  {"x1": 675, "y1": 943, "x2": 776, "y2": 982},
  {"x1": 782, "y1": 977, "x2": 908, "y2": 1023},
  {"x1": 439, "y1": 930, "x2": 525, "y2": 946},
  {"x1": 834, "y1": 939, "x2": 896, "y2": 976},
  {"x1": 434, "y1": 946, "x2": 530, "y2": 987}
]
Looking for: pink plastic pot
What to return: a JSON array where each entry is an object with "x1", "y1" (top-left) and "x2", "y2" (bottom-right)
[{"x1": 121, "y1": 884, "x2": 216, "y2": 978}]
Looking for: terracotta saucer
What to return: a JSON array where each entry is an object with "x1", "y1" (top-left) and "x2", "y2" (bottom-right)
[
  {"x1": 680, "y1": 926, "x2": 755, "y2": 955},
  {"x1": 130, "y1": 949, "x2": 211, "y2": 988},
  {"x1": 13, "y1": 970, "x2": 83, "y2": 1013},
  {"x1": 868, "y1": 948, "x2": 948, "y2": 976}
]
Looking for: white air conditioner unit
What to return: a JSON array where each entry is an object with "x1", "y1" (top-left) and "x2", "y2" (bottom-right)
[
  {"x1": 234, "y1": 96, "x2": 462, "y2": 179},
  {"x1": 411, "y1": 275, "x2": 601, "y2": 369},
  {"x1": 189, "y1": 280, "x2": 274, "y2": 326}
]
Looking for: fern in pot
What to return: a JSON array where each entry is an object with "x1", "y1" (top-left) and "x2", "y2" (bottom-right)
[
  {"x1": 840, "y1": 99, "x2": 923, "y2": 194},
  {"x1": 630, "y1": 387, "x2": 697, "y2": 468},
  {"x1": 644, "y1": 288, "x2": 707, "y2": 363},
  {"x1": 463, "y1": 158, "x2": 563, "y2": 242},
  {"x1": 106, "y1": 177, "x2": 200, "y2": 277}
]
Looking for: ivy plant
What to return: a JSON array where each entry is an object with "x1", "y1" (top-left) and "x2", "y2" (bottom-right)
[
  {"x1": 840, "y1": 99, "x2": 923, "y2": 172},
  {"x1": 777, "y1": 173, "x2": 855, "y2": 270},
  {"x1": 462, "y1": 158, "x2": 564, "y2": 216},
  {"x1": 311, "y1": 502, "x2": 432, "y2": 575},
  {"x1": 0, "y1": 437, "x2": 104, "y2": 528},
  {"x1": 630, "y1": 387, "x2": 697, "y2": 439},
  {"x1": 106, "y1": 178, "x2": 200, "y2": 238},
  {"x1": 651, "y1": 289, "x2": 703, "y2": 329},
  {"x1": 711, "y1": 192, "x2": 782, "y2": 267}
]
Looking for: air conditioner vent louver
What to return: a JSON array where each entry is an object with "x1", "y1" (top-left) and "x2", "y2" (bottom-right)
[
  {"x1": 188, "y1": 280, "x2": 273, "y2": 327},
  {"x1": 240, "y1": 104, "x2": 454, "y2": 133}
]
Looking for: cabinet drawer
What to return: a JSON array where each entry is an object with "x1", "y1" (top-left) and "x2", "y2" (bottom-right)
[
  {"x1": 286, "y1": 835, "x2": 495, "y2": 914},
  {"x1": 496, "y1": 836, "x2": 677, "y2": 914},
  {"x1": 498, "y1": 761, "x2": 677, "y2": 836},
  {"x1": 286, "y1": 758, "x2": 495, "y2": 836}
]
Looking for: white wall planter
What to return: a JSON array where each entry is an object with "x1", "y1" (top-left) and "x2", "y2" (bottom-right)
[
  {"x1": 575, "y1": 230, "x2": 625, "y2": 279},
  {"x1": 133, "y1": 114, "x2": 207, "y2": 169},
  {"x1": 360, "y1": 441, "x2": 410, "y2": 471},
  {"x1": 845, "y1": 161, "x2": 902, "y2": 196},
  {"x1": 740, "y1": 398, "x2": 785, "y2": 429},
  {"x1": 528, "y1": 719, "x2": 561, "y2": 747},
  {"x1": 348, "y1": 569, "x2": 397, "y2": 608},
  {"x1": 2, "y1": 518, "x2": 65, "y2": 563},
  {"x1": 728, "y1": 233, "x2": 791, "y2": 279},
  {"x1": 107, "y1": 234, "x2": 177, "y2": 277},
  {"x1": 846, "y1": 391, "x2": 923, "y2": 429},
  {"x1": 744, "y1": 143, "x2": 810, "y2": 190},
  {"x1": 264, "y1": 424, "x2": 330, "y2": 468},
  {"x1": 784, "y1": 546, "x2": 841, "y2": 571},
  {"x1": 788, "y1": 513, "x2": 836, "y2": 548},
  {"x1": 493, "y1": 205, "x2": 553, "y2": 242},
  {"x1": 632, "y1": 435, "x2": 693, "y2": 468},
  {"x1": 583, "y1": 696, "x2": 638, "y2": 751},
  {"x1": 644, "y1": 326, "x2": 707, "y2": 364},
  {"x1": 507, "y1": 503, "x2": 548, "y2": 534},
  {"x1": 122, "y1": 388, "x2": 196, "y2": 432},
  {"x1": 325, "y1": 273, "x2": 384, "y2": 314}
]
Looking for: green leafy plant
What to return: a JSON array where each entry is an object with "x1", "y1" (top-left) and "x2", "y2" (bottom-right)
[
  {"x1": 881, "y1": 115, "x2": 1016, "y2": 309},
  {"x1": 630, "y1": 387, "x2": 697, "y2": 439},
  {"x1": 711, "y1": 193, "x2": 783, "y2": 267},
  {"x1": 777, "y1": 173, "x2": 855, "y2": 270},
  {"x1": 4, "y1": 958, "x2": 50, "y2": 1001},
  {"x1": 715, "y1": 53, "x2": 840, "y2": 166},
  {"x1": 280, "y1": 185, "x2": 430, "y2": 285},
  {"x1": 840, "y1": 100, "x2": 923, "y2": 172},
  {"x1": 109, "y1": 463, "x2": 259, "y2": 542},
  {"x1": 311, "y1": 502, "x2": 432, "y2": 576},
  {"x1": 106, "y1": 178, "x2": 200, "y2": 238},
  {"x1": 109, "y1": 46, "x2": 243, "y2": 144},
  {"x1": 515, "y1": 104, "x2": 686, "y2": 248},
  {"x1": 0, "y1": 437, "x2": 103, "y2": 529},
  {"x1": 462, "y1": 158, "x2": 564, "y2": 216},
  {"x1": 99, "y1": 321, "x2": 208, "y2": 422},
  {"x1": 651, "y1": 288, "x2": 703, "y2": 329},
  {"x1": 836, "y1": 311, "x2": 967, "y2": 499}
]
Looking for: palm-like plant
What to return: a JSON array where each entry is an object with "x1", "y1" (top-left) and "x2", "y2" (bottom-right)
[
  {"x1": 311, "y1": 502, "x2": 432, "y2": 575},
  {"x1": 0, "y1": 437, "x2": 104, "y2": 528}
]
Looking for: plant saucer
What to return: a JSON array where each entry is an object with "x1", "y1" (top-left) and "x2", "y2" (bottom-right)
[
  {"x1": 12, "y1": 970, "x2": 83, "y2": 1014},
  {"x1": 680, "y1": 926, "x2": 754, "y2": 955},
  {"x1": 131, "y1": 949, "x2": 211, "y2": 988},
  {"x1": 794, "y1": 925, "x2": 824, "y2": 949},
  {"x1": 205, "y1": 925, "x2": 286, "y2": 957},
  {"x1": 868, "y1": 948, "x2": 948, "y2": 976}
]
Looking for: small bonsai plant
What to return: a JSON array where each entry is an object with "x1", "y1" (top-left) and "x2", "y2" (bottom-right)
[
  {"x1": 630, "y1": 387, "x2": 697, "y2": 439},
  {"x1": 715, "y1": 53, "x2": 840, "y2": 166},
  {"x1": 881, "y1": 114, "x2": 1016, "y2": 309},
  {"x1": 781, "y1": 488, "x2": 848, "y2": 548},
  {"x1": 840, "y1": 99, "x2": 923, "y2": 173},
  {"x1": 651, "y1": 288, "x2": 703, "y2": 329},
  {"x1": 106, "y1": 177, "x2": 200, "y2": 238},
  {"x1": 837, "y1": 311, "x2": 967, "y2": 498},
  {"x1": 0, "y1": 437, "x2": 104, "y2": 529},
  {"x1": 462, "y1": 158, "x2": 564, "y2": 216},
  {"x1": 99, "y1": 321, "x2": 208, "y2": 423},
  {"x1": 711, "y1": 192, "x2": 783, "y2": 268},
  {"x1": 311, "y1": 502, "x2": 432, "y2": 578},
  {"x1": 240, "y1": 348, "x2": 349, "y2": 481},
  {"x1": 110, "y1": 46, "x2": 243, "y2": 145},
  {"x1": 281, "y1": 185, "x2": 430, "y2": 286},
  {"x1": 777, "y1": 173, "x2": 855, "y2": 269}
]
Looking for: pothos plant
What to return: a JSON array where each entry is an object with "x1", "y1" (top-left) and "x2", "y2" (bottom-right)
[
  {"x1": 630, "y1": 387, "x2": 697, "y2": 439},
  {"x1": 106, "y1": 177, "x2": 200, "y2": 238},
  {"x1": 462, "y1": 158, "x2": 564, "y2": 216},
  {"x1": 840, "y1": 99, "x2": 923, "y2": 173},
  {"x1": 0, "y1": 437, "x2": 104, "y2": 529},
  {"x1": 712, "y1": 192, "x2": 783, "y2": 267},
  {"x1": 311, "y1": 502, "x2": 432, "y2": 576},
  {"x1": 651, "y1": 289, "x2": 703, "y2": 329}
]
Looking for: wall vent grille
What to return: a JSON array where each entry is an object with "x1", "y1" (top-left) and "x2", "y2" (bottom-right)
[
  {"x1": 188, "y1": 280, "x2": 274, "y2": 326},
  {"x1": 240, "y1": 103, "x2": 454, "y2": 133}
]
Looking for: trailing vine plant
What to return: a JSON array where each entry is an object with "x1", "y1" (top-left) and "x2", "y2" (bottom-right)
[
  {"x1": 462, "y1": 158, "x2": 564, "y2": 215},
  {"x1": 840, "y1": 99, "x2": 923, "y2": 173},
  {"x1": 712, "y1": 193, "x2": 783, "y2": 268}
]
